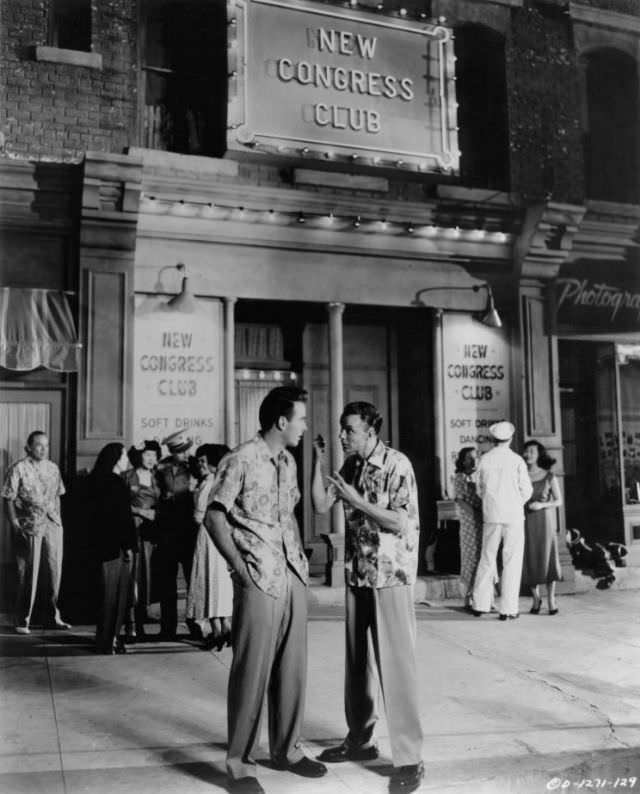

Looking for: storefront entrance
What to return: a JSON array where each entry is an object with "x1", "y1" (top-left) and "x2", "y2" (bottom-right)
[
  {"x1": 234, "y1": 300, "x2": 436, "y2": 576},
  {"x1": 559, "y1": 339, "x2": 640, "y2": 548}
]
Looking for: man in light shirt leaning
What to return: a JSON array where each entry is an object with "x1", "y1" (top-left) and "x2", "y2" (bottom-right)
[{"x1": 471, "y1": 421, "x2": 533, "y2": 620}]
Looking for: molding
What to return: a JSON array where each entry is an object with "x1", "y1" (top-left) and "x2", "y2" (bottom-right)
[
  {"x1": 570, "y1": 201, "x2": 640, "y2": 262},
  {"x1": 514, "y1": 201, "x2": 586, "y2": 281},
  {"x1": 293, "y1": 169, "x2": 389, "y2": 193},
  {"x1": 0, "y1": 158, "x2": 76, "y2": 229},
  {"x1": 35, "y1": 45, "x2": 102, "y2": 69},
  {"x1": 569, "y1": 3, "x2": 640, "y2": 35}
]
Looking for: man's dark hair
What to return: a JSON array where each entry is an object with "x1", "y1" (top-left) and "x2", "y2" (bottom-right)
[
  {"x1": 26, "y1": 430, "x2": 47, "y2": 447},
  {"x1": 196, "y1": 443, "x2": 231, "y2": 468},
  {"x1": 341, "y1": 402, "x2": 383, "y2": 434},
  {"x1": 259, "y1": 387, "x2": 308, "y2": 432}
]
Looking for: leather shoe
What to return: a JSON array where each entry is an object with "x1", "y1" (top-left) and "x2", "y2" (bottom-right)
[
  {"x1": 499, "y1": 613, "x2": 520, "y2": 621},
  {"x1": 389, "y1": 761, "x2": 425, "y2": 793},
  {"x1": 229, "y1": 777, "x2": 265, "y2": 794},
  {"x1": 272, "y1": 756, "x2": 327, "y2": 777},
  {"x1": 317, "y1": 743, "x2": 379, "y2": 763}
]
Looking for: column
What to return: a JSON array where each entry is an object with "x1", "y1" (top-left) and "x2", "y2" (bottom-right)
[
  {"x1": 326, "y1": 302, "x2": 345, "y2": 586},
  {"x1": 224, "y1": 297, "x2": 237, "y2": 448}
]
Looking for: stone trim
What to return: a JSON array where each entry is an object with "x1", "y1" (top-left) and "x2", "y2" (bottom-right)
[
  {"x1": 569, "y1": 3, "x2": 640, "y2": 35},
  {"x1": 35, "y1": 46, "x2": 102, "y2": 70}
]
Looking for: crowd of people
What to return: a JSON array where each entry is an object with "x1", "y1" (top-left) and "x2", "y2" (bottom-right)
[
  {"x1": 1, "y1": 428, "x2": 233, "y2": 655},
  {"x1": 2, "y1": 394, "x2": 563, "y2": 794},
  {"x1": 453, "y1": 421, "x2": 563, "y2": 619}
]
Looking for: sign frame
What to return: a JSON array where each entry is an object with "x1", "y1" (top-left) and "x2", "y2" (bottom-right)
[{"x1": 226, "y1": 0, "x2": 459, "y2": 174}]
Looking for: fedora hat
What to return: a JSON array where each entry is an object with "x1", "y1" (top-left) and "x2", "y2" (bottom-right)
[
  {"x1": 489, "y1": 421, "x2": 515, "y2": 441},
  {"x1": 162, "y1": 429, "x2": 193, "y2": 453}
]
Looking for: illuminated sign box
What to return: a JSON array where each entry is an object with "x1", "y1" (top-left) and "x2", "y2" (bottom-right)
[{"x1": 227, "y1": 0, "x2": 459, "y2": 174}]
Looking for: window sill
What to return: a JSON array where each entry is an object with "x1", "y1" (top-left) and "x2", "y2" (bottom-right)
[{"x1": 35, "y1": 46, "x2": 102, "y2": 70}]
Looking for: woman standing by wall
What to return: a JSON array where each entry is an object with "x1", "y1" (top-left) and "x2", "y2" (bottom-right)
[
  {"x1": 123, "y1": 440, "x2": 161, "y2": 642},
  {"x1": 89, "y1": 443, "x2": 137, "y2": 654},
  {"x1": 522, "y1": 440, "x2": 563, "y2": 615},
  {"x1": 453, "y1": 447, "x2": 483, "y2": 610}
]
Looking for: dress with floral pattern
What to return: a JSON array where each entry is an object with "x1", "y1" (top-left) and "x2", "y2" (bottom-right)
[
  {"x1": 2, "y1": 457, "x2": 65, "y2": 536},
  {"x1": 208, "y1": 435, "x2": 308, "y2": 597},
  {"x1": 453, "y1": 471, "x2": 483, "y2": 598},
  {"x1": 341, "y1": 441, "x2": 420, "y2": 588}
]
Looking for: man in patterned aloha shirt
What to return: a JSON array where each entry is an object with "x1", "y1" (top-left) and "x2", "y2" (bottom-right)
[
  {"x1": 204, "y1": 386, "x2": 327, "y2": 794},
  {"x1": 2, "y1": 430, "x2": 71, "y2": 634},
  {"x1": 312, "y1": 401, "x2": 424, "y2": 794}
]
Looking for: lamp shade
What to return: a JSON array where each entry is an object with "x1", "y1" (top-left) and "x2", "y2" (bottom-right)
[{"x1": 477, "y1": 288, "x2": 502, "y2": 328}]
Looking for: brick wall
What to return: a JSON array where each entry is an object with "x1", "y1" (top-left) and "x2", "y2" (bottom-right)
[
  {"x1": 506, "y1": 6, "x2": 586, "y2": 204},
  {"x1": 0, "y1": 0, "x2": 137, "y2": 162}
]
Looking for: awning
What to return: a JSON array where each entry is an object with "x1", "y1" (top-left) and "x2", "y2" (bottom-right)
[{"x1": 0, "y1": 287, "x2": 82, "y2": 372}]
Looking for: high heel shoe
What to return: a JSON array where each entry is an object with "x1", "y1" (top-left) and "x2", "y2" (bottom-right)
[{"x1": 529, "y1": 598, "x2": 542, "y2": 615}]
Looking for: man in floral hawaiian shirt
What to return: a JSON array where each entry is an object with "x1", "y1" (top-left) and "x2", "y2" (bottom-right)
[
  {"x1": 2, "y1": 430, "x2": 71, "y2": 634},
  {"x1": 312, "y1": 402, "x2": 424, "y2": 794},
  {"x1": 205, "y1": 386, "x2": 327, "y2": 794}
]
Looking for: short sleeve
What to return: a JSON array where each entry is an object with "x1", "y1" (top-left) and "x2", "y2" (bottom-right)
[
  {"x1": 388, "y1": 456, "x2": 416, "y2": 513},
  {"x1": 56, "y1": 467, "x2": 66, "y2": 498},
  {"x1": 209, "y1": 453, "x2": 244, "y2": 513},
  {"x1": 1, "y1": 465, "x2": 20, "y2": 501}
]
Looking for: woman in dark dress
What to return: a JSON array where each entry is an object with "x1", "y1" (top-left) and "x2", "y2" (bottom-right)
[
  {"x1": 522, "y1": 440, "x2": 563, "y2": 615},
  {"x1": 123, "y1": 440, "x2": 161, "y2": 642},
  {"x1": 89, "y1": 443, "x2": 137, "y2": 654}
]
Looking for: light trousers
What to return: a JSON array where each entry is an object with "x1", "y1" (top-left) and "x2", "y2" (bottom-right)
[
  {"x1": 344, "y1": 585, "x2": 423, "y2": 767},
  {"x1": 472, "y1": 521, "x2": 524, "y2": 615},
  {"x1": 226, "y1": 567, "x2": 307, "y2": 781},
  {"x1": 14, "y1": 525, "x2": 63, "y2": 628}
]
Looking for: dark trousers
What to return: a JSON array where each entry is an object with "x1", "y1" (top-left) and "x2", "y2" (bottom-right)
[
  {"x1": 153, "y1": 544, "x2": 194, "y2": 636},
  {"x1": 96, "y1": 556, "x2": 131, "y2": 653},
  {"x1": 125, "y1": 538, "x2": 154, "y2": 633},
  {"x1": 226, "y1": 567, "x2": 307, "y2": 781}
]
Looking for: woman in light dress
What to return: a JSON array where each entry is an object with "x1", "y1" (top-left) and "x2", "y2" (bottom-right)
[
  {"x1": 186, "y1": 443, "x2": 232, "y2": 649},
  {"x1": 522, "y1": 440, "x2": 563, "y2": 615},
  {"x1": 453, "y1": 447, "x2": 483, "y2": 609}
]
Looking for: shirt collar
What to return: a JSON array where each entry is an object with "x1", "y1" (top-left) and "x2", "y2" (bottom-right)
[
  {"x1": 361, "y1": 440, "x2": 385, "y2": 470},
  {"x1": 254, "y1": 433, "x2": 289, "y2": 465}
]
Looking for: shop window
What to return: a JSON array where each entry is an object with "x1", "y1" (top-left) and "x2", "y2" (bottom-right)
[
  {"x1": 48, "y1": 0, "x2": 91, "y2": 51},
  {"x1": 453, "y1": 25, "x2": 509, "y2": 191},
  {"x1": 617, "y1": 346, "x2": 640, "y2": 507},
  {"x1": 139, "y1": 0, "x2": 227, "y2": 156},
  {"x1": 583, "y1": 48, "x2": 640, "y2": 204}
]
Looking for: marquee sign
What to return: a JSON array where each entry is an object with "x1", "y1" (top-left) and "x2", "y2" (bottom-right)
[{"x1": 226, "y1": 0, "x2": 459, "y2": 173}]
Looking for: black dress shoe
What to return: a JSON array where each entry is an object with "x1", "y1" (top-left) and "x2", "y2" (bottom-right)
[
  {"x1": 229, "y1": 777, "x2": 265, "y2": 794},
  {"x1": 499, "y1": 613, "x2": 520, "y2": 621},
  {"x1": 389, "y1": 761, "x2": 425, "y2": 793},
  {"x1": 471, "y1": 610, "x2": 483, "y2": 617},
  {"x1": 317, "y1": 743, "x2": 379, "y2": 763},
  {"x1": 272, "y1": 756, "x2": 327, "y2": 777}
]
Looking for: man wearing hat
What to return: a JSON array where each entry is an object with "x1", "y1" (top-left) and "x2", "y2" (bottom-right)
[
  {"x1": 471, "y1": 421, "x2": 532, "y2": 620},
  {"x1": 154, "y1": 429, "x2": 196, "y2": 640}
]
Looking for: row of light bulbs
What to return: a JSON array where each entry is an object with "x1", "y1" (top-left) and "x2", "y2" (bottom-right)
[
  {"x1": 228, "y1": 4, "x2": 447, "y2": 24},
  {"x1": 140, "y1": 196, "x2": 510, "y2": 240}
]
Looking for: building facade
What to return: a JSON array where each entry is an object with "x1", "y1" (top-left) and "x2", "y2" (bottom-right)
[{"x1": 1, "y1": 0, "x2": 640, "y2": 605}]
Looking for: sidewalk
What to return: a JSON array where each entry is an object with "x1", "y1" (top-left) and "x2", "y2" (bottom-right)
[{"x1": 1, "y1": 588, "x2": 639, "y2": 794}]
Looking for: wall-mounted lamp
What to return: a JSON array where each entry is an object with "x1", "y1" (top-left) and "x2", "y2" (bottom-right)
[
  {"x1": 164, "y1": 263, "x2": 197, "y2": 313},
  {"x1": 412, "y1": 283, "x2": 502, "y2": 328}
]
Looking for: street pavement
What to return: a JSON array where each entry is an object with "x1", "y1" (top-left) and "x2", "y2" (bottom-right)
[{"x1": 1, "y1": 587, "x2": 639, "y2": 794}]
